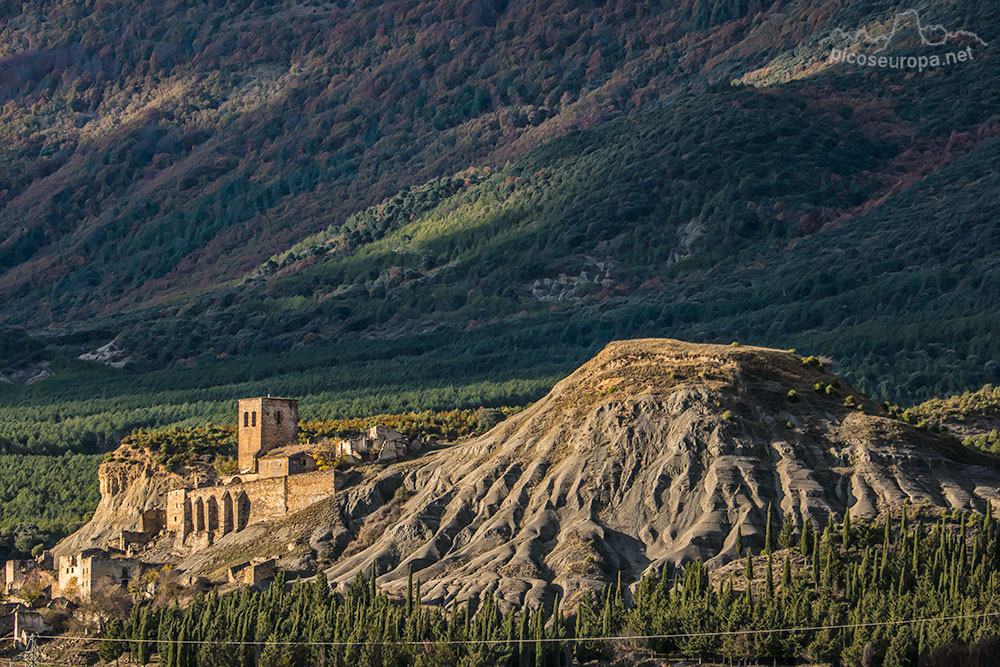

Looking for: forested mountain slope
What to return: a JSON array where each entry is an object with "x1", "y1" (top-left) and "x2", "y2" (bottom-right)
[
  {"x1": 0, "y1": 0, "x2": 997, "y2": 455},
  {"x1": 0, "y1": 0, "x2": 859, "y2": 322},
  {"x1": 1, "y1": 0, "x2": 995, "y2": 322}
]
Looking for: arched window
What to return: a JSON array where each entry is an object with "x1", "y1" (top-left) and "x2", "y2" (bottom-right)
[
  {"x1": 244, "y1": 412, "x2": 249, "y2": 427},
  {"x1": 276, "y1": 411, "x2": 282, "y2": 424},
  {"x1": 252, "y1": 411, "x2": 257, "y2": 427}
]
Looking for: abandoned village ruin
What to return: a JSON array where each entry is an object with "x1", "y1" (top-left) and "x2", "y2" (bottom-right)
[
  {"x1": 166, "y1": 397, "x2": 336, "y2": 546},
  {"x1": 1, "y1": 397, "x2": 420, "y2": 607}
]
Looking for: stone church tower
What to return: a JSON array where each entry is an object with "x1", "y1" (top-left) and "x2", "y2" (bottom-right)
[{"x1": 238, "y1": 397, "x2": 299, "y2": 473}]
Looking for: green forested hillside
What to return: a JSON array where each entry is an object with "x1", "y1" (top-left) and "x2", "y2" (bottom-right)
[
  {"x1": 0, "y1": 0, "x2": 997, "y2": 457},
  {"x1": 2, "y1": 96, "x2": 997, "y2": 455},
  {"x1": 0, "y1": 453, "x2": 101, "y2": 557},
  {"x1": 0, "y1": 0, "x2": 863, "y2": 324}
]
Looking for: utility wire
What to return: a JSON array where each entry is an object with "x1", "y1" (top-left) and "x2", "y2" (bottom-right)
[{"x1": 31, "y1": 609, "x2": 1000, "y2": 648}]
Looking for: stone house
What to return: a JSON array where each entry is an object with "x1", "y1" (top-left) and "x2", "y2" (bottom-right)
[
  {"x1": 3, "y1": 560, "x2": 36, "y2": 595},
  {"x1": 56, "y1": 549, "x2": 141, "y2": 601},
  {"x1": 337, "y1": 424, "x2": 419, "y2": 462},
  {"x1": 256, "y1": 443, "x2": 318, "y2": 479},
  {"x1": 228, "y1": 558, "x2": 276, "y2": 587}
]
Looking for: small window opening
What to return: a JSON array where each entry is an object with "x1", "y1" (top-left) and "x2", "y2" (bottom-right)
[
  {"x1": 244, "y1": 412, "x2": 249, "y2": 427},
  {"x1": 252, "y1": 411, "x2": 256, "y2": 427}
]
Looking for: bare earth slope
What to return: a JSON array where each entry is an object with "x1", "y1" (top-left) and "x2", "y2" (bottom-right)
[{"x1": 321, "y1": 339, "x2": 1000, "y2": 609}]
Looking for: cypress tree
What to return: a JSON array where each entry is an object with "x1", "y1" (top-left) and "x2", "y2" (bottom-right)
[
  {"x1": 812, "y1": 531, "x2": 820, "y2": 583},
  {"x1": 778, "y1": 512, "x2": 796, "y2": 550},
  {"x1": 799, "y1": 519, "x2": 813, "y2": 558},
  {"x1": 879, "y1": 538, "x2": 889, "y2": 584},
  {"x1": 518, "y1": 611, "x2": 529, "y2": 667},
  {"x1": 534, "y1": 609, "x2": 544, "y2": 667},
  {"x1": 465, "y1": 598, "x2": 472, "y2": 639},
  {"x1": 961, "y1": 514, "x2": 968, "y2": 566},
  {"x1": 764, "y1": 502, "x2": 773, "y2": 555},
  {"x1": 137, "y1": 606, "x2": 152, "y2": 664},
  {"x1": 765, "y1": 551, "x2": 774, "y2": 599},
  {"x1": 406, "y1": 564, "x2": 414, "y2": 615},
  {"x1": 551, "y1": 594, "x2": 562, "y2": 641}
]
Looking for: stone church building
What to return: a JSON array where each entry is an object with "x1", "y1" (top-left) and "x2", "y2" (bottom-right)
[{"x1": 166, "y1": 397, "x2": 333, "y2": 545}]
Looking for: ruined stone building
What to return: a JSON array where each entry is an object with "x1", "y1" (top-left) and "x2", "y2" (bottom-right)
[
  {"x1": 56, "y1": 549, "x2": 141, "y2": 601},
  {"x1": 113, "y1": 508, "x2": 165, "y2": 554},
  {"x1": 228, "y1": 558, "x2": 276, "y2": 587},
  {"x1": 2, "y1": 560, "x2": 36, "y2": 595},
  {"x1": 237, "y1": 396, "x2": 299, "y2": 473},
  {"x1": 166, "y1": 397, "x2": 335, "y2": 545},
  {"x1": 338, "y1": 424, "x2": 420, "y2": 462}
]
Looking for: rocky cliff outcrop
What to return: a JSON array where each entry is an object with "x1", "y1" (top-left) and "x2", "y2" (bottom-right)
[{"x1": 52, "y1": 452, "x2": 207, "y2": 557}]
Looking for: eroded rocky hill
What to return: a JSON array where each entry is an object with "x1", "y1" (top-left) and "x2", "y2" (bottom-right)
[{"x1": 319, "y1": 339, "x2": 1000, "y2": 609}]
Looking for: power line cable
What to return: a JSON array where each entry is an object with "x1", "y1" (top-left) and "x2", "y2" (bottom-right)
[{"x1": 31, "y1": 609, "x2": 1000, "y2": 648}]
